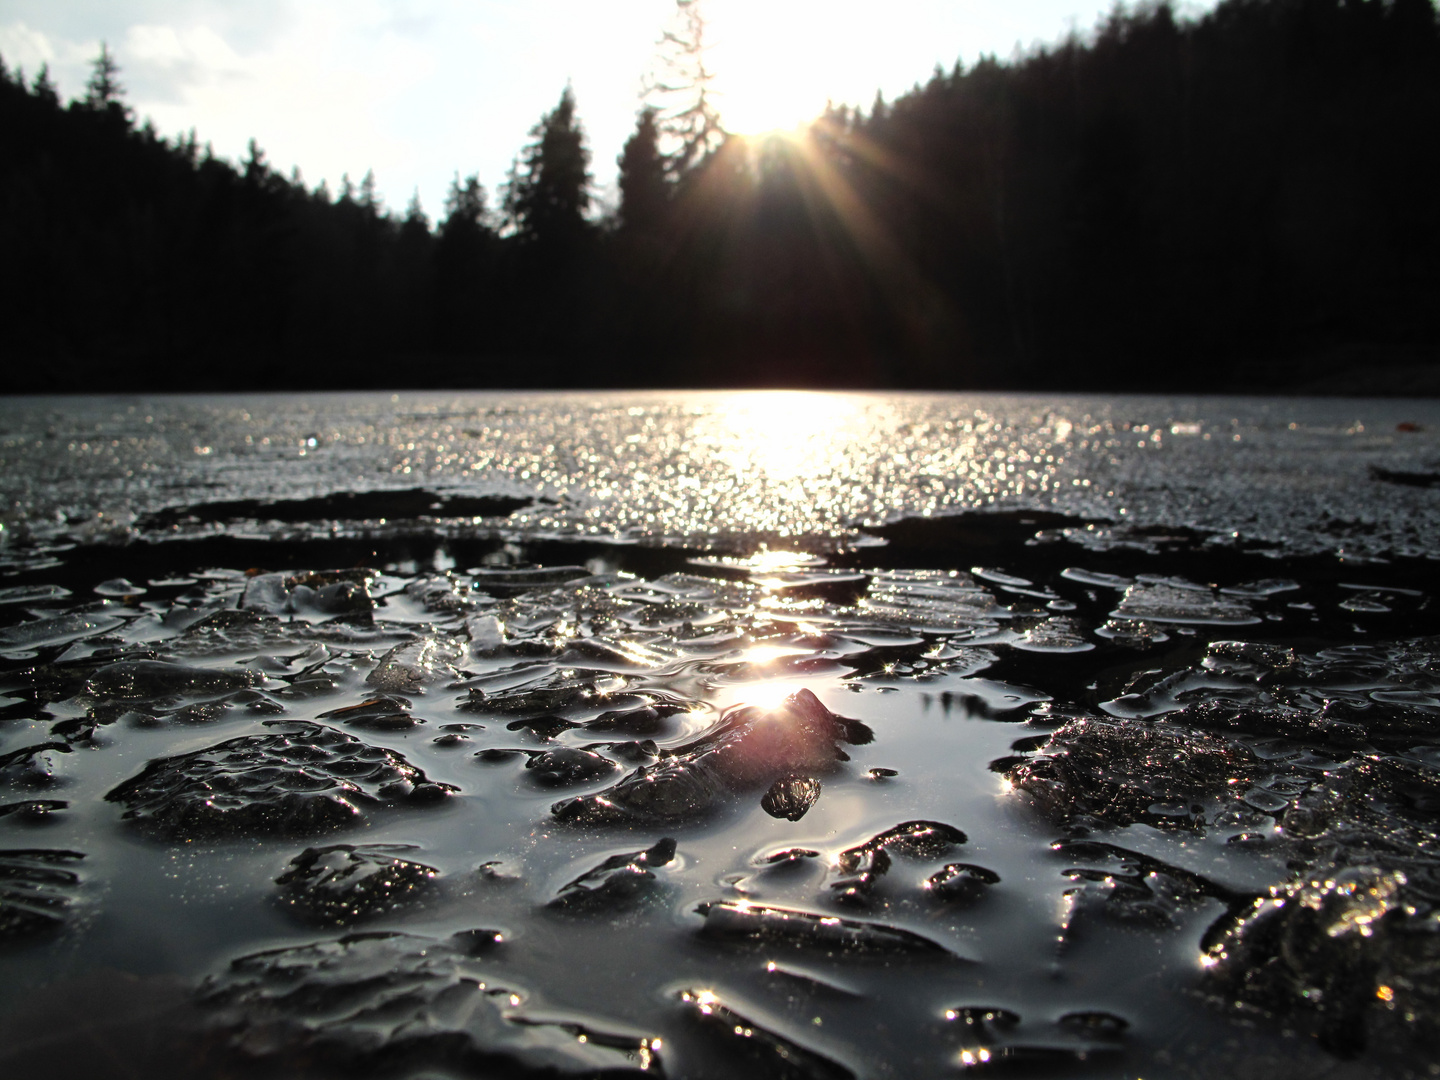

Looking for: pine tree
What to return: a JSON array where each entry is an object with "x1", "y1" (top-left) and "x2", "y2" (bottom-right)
[
  {"x1": 32, "y1": 64, "x2": 58, "y2": 107},
  {"x1": 443, "y1": 174, "x2": 487, "y2": 232},
  {"x1": 404, "y1": 190, "x2": 430, "y2": 234},
  {"x1": 359, "y1": 169, "x2": 381, "y2": 216},
  {"x1": 84, "y1": 42, "x2": 130, "y2": 122},
  {"x1": 617, "y1": 107, "x2": 669, "y2": 233},
  {"x1": 502, "y1": 86, "x2": 592, "y2": 246}
]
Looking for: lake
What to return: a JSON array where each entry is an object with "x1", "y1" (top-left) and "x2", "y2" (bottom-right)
[{"x1": 1, "y1": 390, "x2": 1438, "y2": 1079}]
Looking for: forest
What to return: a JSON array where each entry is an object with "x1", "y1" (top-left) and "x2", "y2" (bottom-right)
[{"x1": 1, "y1": 0, "x2": 1437, "y2": 393}]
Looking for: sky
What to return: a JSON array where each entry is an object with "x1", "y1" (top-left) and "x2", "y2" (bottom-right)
[{"x1": 0, "y1": 1, "x2": 1217, "y2": 221}]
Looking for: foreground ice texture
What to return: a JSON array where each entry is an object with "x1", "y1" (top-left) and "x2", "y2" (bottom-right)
[
  {"x1": 1007, "y1": 636, "x2": 1440, "y2": 1059},
  {"x1": 107, "y1": 721, "x2": 455, "y2": 839},
  {"x1": 3, "y1": 466, "x2": 1440, "y2": 1080},
  {"x1": 199, "y1": 930, "x2": 664, "y2": 1075}
]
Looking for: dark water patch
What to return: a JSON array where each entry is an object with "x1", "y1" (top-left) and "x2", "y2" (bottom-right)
[
  {"x1": 141, "y1": 488, "x2": 542, "y2": 528},
  {"x1": 1370, "y1": 465, "x2": 1440, "y2": 488}
]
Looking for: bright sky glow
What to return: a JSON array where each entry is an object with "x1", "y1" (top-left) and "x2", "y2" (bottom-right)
[{"x1": 0, "y1": 1, "x2": 1217, "y2": 220}]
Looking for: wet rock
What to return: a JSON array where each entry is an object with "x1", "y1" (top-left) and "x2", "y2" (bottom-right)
[
  {"x1": 459, "y1": 672, "x2": 646, "y2": 721},
  {"x1": 553, "y1": 689, "x2": 871, "y2": 827},
  {"x1": 1055, "y1": 839, "x2": 1244, "y2": 932},
  {"x1": 240, "y1": 569, "x2": 374, "y2": 619},
  {"x1": 0, "y1": 848, "x2": 83, "y2": 938},
  {"x1": 676, "y1": 987, "x2": 856, "y2": 1080},
  {"x1": 584, "y1": 703, "x2": 687, "y2": 737},
  {"x1": 405, "y1": 573, "x2": 478, "y2": 616},
  {"x1": 547, "y1": 838, "x2": 677, "y2": 914},
  {"x1": 506, "y1": 715, "x2": 582, "y2": 740},
  {"x1": 0, "y1": 742, "x2": 70, "y2": 789},
  {"x1": 695, "y1": 899, "x2": 955, "y2": 957},
  {"x1": 827, "y1": 821, "x2": 968, "y2": 906},
  {"x1": 0, "y1": 585, "x2": 71, "y2": 606},
  {"x1": 105, "y1": 721, "x2": 456, "y2": 840},
  {"x1": 860, "y1": 569, "x2": 1007, "y2": 632},
  {"x1": 1112, "y1": 580, "x2": 1258, "y2": 626},
  {"x1": 761, "y1": 775, "x2": 822, "y2": 821},
  {"x1": 1204, "y1": 861, "x2": 1440, "y2": 1059},
  {"x1": 198, "y1": 930, "x2": 662, "y2": 1075},
  {"x1": 597, "y1": 739, "x2": 660, "y2": 764},
  {"x1": 316, "y1": 694, "x2": 424, "y2": 731},
  {"x1": 167, "y1": 609, "x2": 292, "y2": 658},
  {"x1": 853, "y1": 820, "x2": 967, "y2": 862},
  {"x1": 943, "y1": 1005, "x2": 1127, "y2": 1068},
  {"x1": 759, "y1": 847, "x2": 821, "y2": 867},
  {"x1": 366, "y1": 634, "x2": 466, "y2": 693},
  {"x1": 1057, "y1": 1011, "x2": 1129, "y2": 1039},
  {"x1": 1005, "y1": 716, "x2": 1255, "y2": 831},
  {"x1": 476, "y1": 748, "x2": 527, "y2": 764},
  {"x1": 830, "y1": 846, "x2": 891, "y2": 906},
  {"x1": 1177, "y1": 638, "x2": 1440, "y2": 748},
  {"x1": 1013, "y1": 616, "x2": 1093, "y2": 653},
  {"x1": 0, "y1": 612, "x2": 126, "y2": 651},
  {"x1": 274, "y1": 843, "x2": 438, "y2": 925},
  {"x1": 477, "y1": 860, "x2": 524, "y2": 886},
  {"x1": 94, "y1": 578, "x2": 146, "y2": 598},
  {"x1": 525, "y1": 748, "x2": 621, "y2": 787},
  {"x1": 925, "y1": 863, "x2": 1001, "y2": 902},
  {"x1": 0, "y1": 799, "x2": 68, "y2": 822},
  {"x1": 84, "y1": 659, "x2": 260, "y2": 700}
]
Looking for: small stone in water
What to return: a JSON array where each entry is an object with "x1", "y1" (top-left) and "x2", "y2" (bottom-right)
[
  {"x1": 316, "y1": 693, "x2": 424, "y2": 730},
  {"x1": 926, "y1": 863, "x2": 1001, "y2": 902},
  {"x1": 696, "y1": 899, "x2": 955, "y2": 957},
  {"x1": 274, "y1": 843, "x2": 438, "y2": 924},
  {"x1": 547, "y1": 838, "x2": 677, "y2": 914},
  {"x1": 761, "y1": 774, "x2": 821, "y2": 820},
  {"x1": 526, "y1": 748, "x2": 621, "y2": 787}
]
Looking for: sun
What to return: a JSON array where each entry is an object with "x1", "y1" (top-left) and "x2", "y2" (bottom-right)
[{"x1": 705, "y1": 5, "x2": 838, "y2": 135}]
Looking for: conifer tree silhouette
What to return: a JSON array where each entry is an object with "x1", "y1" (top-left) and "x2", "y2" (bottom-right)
[{"x1": 503, "y1": 86, "x2": 592, "y2": 246}]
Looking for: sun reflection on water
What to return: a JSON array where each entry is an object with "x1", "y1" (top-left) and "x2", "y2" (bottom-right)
[{"x1": 708, "y1": 391, "x2": 866, "y2": 484}]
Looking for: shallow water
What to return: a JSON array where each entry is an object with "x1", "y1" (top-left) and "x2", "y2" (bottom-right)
[{"x1": 1, "y1": 391, "x2": 1439, "y2": 1079}]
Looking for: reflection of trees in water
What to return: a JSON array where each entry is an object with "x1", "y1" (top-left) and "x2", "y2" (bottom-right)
[{"x1": 0, "y1": 0, "x2": 1437, "y2": 391}]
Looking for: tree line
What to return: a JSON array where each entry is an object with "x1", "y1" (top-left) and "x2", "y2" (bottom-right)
[{"x1": 1, "y1": 0, "x2": 1437, "y2": 392}]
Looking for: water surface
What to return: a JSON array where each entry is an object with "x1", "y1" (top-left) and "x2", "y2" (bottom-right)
[{"x1": 1, "y1": 391, "x2": 1438, "y2": 1079}]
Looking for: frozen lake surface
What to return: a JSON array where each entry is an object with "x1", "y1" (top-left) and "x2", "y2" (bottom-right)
[{"x1": 1, "y1": 391, "x2": 1438, "y2": 1079}]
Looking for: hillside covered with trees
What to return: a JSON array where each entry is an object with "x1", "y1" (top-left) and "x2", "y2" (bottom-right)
[{"x1": 2, "y1": 0, "x2": 1437, "y2": 392}]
